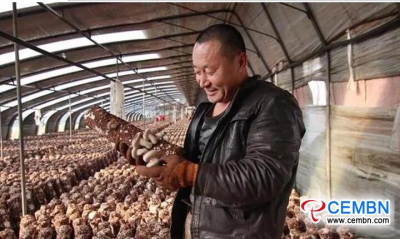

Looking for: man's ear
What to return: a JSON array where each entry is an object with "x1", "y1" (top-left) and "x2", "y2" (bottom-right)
[{"x1": 237, "y1": 52, "x2": 248, "y2": 73}]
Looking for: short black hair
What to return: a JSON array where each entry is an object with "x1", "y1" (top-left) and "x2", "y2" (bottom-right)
[{"x1": 195, "y1": 24, "x2": 246, "y2": 59}]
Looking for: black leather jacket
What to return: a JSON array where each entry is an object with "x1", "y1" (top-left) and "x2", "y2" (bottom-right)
[{"x1": 170, "y1": 76, "x2": 306, "y2": 239}]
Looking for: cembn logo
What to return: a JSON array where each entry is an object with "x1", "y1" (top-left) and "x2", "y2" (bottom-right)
[
  {"x1": 300, "y1": 199, "x2": 391, "y2": 225},
  {"x1": 301, "y1": 199, "x2": 326, "y2": 223}
]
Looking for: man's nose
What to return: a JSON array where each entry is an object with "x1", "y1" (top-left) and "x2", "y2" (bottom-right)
[{"x1": 198, "y1": 73, "x2": 209, "y2": 88}]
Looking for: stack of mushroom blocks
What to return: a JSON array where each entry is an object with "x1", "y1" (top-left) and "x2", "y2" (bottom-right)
[
  {"x1": 157, "y1": 119, "x2": 190, "y2": 147},
  {"x1": 18, "y1": 158, "x2": 174, "y2": 239},
  {"x1": 133, "y1": 120, "x2": 173, "y2": 133},
  {"x1": 1, "y1": 122, "x2": 183, "y2": 239},
  {"x1": 0, "y1": 130, "x2": 118, "y2": 238},
  {"x1": 1, "y1": 130, "x2": 100, "y2": 164}
]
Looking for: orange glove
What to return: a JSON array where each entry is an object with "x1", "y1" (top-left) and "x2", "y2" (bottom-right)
[{"x1": 136, "y1": 154, "x2": 198, "y2": 191}]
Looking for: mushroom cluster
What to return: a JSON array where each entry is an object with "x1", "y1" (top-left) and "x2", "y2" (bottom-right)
[
  {"x1": 0, "y1": 130, "x2": 118, "y2": 237},
  {"x1": 17, "y1": 158, "x2": 174, "y2": 239},
  {"x1": 84, "y1": 106, "x2": 184, "y2": 165}
]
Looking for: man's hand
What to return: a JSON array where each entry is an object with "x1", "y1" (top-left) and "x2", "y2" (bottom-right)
[
  {"x1": 136, "y1": 154, "x2": 198, "y2": 191},
  {"x1": 115, "y1": 129, "x2": 160, "y2": 166}
]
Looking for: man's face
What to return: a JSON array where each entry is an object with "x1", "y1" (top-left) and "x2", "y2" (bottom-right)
[{"x1": 192, "y1": 40, "x2": 244, "y2": 103}]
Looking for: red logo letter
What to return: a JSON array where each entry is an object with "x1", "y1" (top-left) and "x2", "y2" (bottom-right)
[{"x1": 301, "y1": 199, "x2": 326, "y2": 223}]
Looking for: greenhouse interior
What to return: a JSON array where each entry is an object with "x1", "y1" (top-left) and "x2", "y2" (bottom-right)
[{"x1": 0, "y1": 2, "x2": 399, "y2": 239}]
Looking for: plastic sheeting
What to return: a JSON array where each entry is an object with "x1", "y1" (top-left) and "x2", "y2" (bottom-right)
[
  {"x1": 327, "y1": 25, "x2": 400, "y2": 83},
  {"x1": 274, "y1": 68, "x2": 291, "y2": 90},
  {"x1": 110, "y1": 78, "x2": 125, "y2": 120},
  {"x1": 391, "y1": 106, "x2": 400, "y2": 152},
  {"x1": 1, "y1": 3, "x2": 399, "y2": 112},
  {"x1": 330, "y1": 106, "x2": 400, "y2": 238},
  {"x1": 296, "y1": 106, "x2": 329, "y2": 200},
  {"x1": 297, "y1": 104, "x2": 400, "y2": 238},
  {"x1": 295, "y1": 74, "x2": 400, "y2": 238},
  {"x1": 275, "y1": 23, "x2": 400, "y2": 93}
]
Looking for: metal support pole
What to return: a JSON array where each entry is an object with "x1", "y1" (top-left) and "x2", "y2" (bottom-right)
[
  {"x1": 0, "y1": 109, "x2": 3, "y2": 160},
  {"x1": 155, "y1": 88, "x2": 157, "y2": 115},
  {"x1": 303, "y1": 3, "x2": 327, "y2": 46},
  {"x1": 325, "y1": 51, "x2": 332, "y2": 200},
  {"x1": 13, "y1": 2, "x2": 27, "y2": 216},
  {"x1": 116, "y1": 58, "x2": 119, "y2": 79},
  {"x1": 142, "y1": 79, "x2": 145, "y2": 127},
  {"x1": 69, "y1": 95, "x2": 72, "y2": 140},
  {"x1": 290, "y1": 68, "x2": 295, "y2": 95},
  {"x1": 279, "y1": 3, "x2": 308, "y2": 15}
]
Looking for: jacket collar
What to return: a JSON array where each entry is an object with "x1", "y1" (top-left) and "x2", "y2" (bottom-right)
[
  {"x1": 191, "y1": 75, "x2": 261, "y2": 164},
  {"x1": 215, "y1": 74, "x2": 261, "y2": 115}
]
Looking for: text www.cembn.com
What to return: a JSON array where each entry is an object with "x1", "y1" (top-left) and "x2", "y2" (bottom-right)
[{"x1": 326, "y1": 217, "x2": 390, "y2": 225}]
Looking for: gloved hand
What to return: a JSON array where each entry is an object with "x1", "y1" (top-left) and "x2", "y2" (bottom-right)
[
  {"x1": 136, "y1": 154, "x2": 198, "y2": 191},
  {"x1": 115, "y1": 129, "x2": 160, "y2": 166}
]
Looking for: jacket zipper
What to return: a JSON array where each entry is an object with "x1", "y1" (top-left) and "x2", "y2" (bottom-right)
[
  {"x1": 191, "y1": 76, "x2": 259, "y2": 238},
  {"x1": 192, "y1": 89, "x2": 240, "y2": 238}
]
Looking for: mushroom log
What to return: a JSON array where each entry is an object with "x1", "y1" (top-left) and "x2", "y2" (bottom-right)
[{"x1": 84, "y1": 106, "x2": 184, "y2": 162}]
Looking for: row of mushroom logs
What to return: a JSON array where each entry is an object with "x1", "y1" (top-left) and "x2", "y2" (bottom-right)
[
  {"x1": 132, "y1": 120, "x2": 173, "y2": 133},
  {"x1": 156, "y1": 119, "x2": 190, "y2": 147},
  {"x1": 1, "y1": 130, "x2": 106, "y2": 163},
  {"x1": 0, "y1": 130, "x2": 118, "y2": 238},
  {"x1": 0, "y1": 113, "x2": 189, "y2": 238},
  {"x1": 17, "y1": 158, "x2": 174, "y2": 239}
]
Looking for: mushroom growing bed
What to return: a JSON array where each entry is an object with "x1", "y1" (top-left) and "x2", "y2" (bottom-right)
[
  {"x1": 0, "y1": 119, "x2": 190, "y2": 238},
  {"x1": 0, "y1": 130, "x2": 118, "y2": 237},
  {"x1": 18, "y1": 158, "x2": 174, "y2": 239},
  {"x1": 2, "y1": 119, "x2": 361, "y2": 239}
]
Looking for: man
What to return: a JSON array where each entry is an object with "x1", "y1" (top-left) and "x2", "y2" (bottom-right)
[{"x1": 117, "y1": 24, "x2": 305, "y2": 239}]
